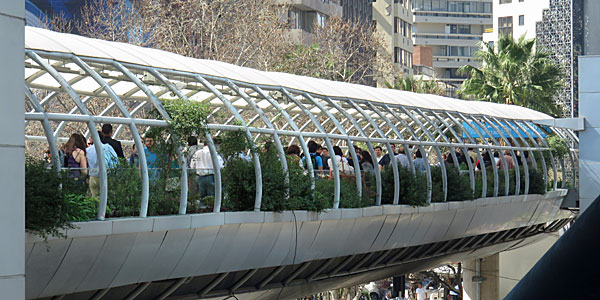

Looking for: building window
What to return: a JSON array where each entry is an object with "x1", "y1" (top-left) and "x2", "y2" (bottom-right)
[
  {"x1": 519, "y1": 15, "x2": 524, "y2": 26},
  {"x1": 402, "y1": 49, "x2": 412, "y2": 67},
  {"x1": 394, "y1": 47, "x2": 401, "y2": 64},
  {"x1": 288, "y1": 8, "x2": 303, "y2": 30},
  {"x1": 442, "y1": 46, "x2": 478, "y2": 57},
  {"x1": 394, "y1": 17, "x2": 399, "y2": 33},
  {"x1": 316, "y1": 12, "x2": 327, "y2": 28},
  {"x1": 499, "y1": 0, "x2": 512, "y2": 4},
  {"x1": 446, "y1": 24, "x2": 471, "y2": 34},
  {"x1": 498, "y1": 16, "x2": 513, "y2": 37}
]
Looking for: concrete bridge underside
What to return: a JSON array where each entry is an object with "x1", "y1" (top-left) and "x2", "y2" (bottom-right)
[{"x1": 26, "y1": 192, "x2": 573, "y2": 300}]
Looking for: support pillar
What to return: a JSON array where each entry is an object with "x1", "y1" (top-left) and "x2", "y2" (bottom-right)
[
  {"x1": 0, "y1": 1, "x2": 25, "y2": 299},
  {"x1": 579, "y1": 56, "x2": 600, "y2": 213},
  {"x1": 498, "y1": 235, "x2": 559, "y2": 298},
  {"x1": 392, "y1": 275, "x2": 405, "y2": 298},
  {"x1": 463, "y1": 255, "x2": 499, "y2": 300}
]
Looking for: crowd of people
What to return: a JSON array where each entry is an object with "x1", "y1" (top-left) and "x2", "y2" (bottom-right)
[
  {"x1": 44, "y1": 124, "x2": 124, "y2": 197},
  {"x1": 50, "y1": 128, "x2": 526, "y2": 199}
]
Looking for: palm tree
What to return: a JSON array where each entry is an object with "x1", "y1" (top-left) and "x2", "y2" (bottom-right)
[{"x1": 459, "y1": 34, "x2": 563, "y2": 116}]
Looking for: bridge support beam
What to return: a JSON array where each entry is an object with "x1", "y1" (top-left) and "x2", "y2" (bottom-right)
[
  {"x1": 579, "y1": 56, "x2": 600, "y2": 213},
  {"x1": 0, "y1": 1, "x2": 24, "y2": 299}
]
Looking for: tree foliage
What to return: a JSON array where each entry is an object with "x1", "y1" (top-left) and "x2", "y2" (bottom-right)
[
  {"x1": 25, "y1": 158, "x2": 98, "y2": 239},
  {"x1": 386, "y1": 76, "x2": 446, "y2": 96},
  {"x1": 47, "y1": 0, "x2": 396, "y2": 86},
  {"x1": 275, "y1": 17, "x2": 397, "y2": 85},
  {"x1": 459, "y1": 34, "x2": 563, "y2": 116}
]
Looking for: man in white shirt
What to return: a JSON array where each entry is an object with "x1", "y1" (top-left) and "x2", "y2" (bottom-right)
[
  {"x1": 415, "y1": 283, "x2": 426, "y2": 300},
  {"x1": 395, "y1": 146, "x2": 410, "y2": 168},
  {"x1": 86, "y1": 133, "x2": 118, "y2": 198},
  {"x1": 190, "y1": 143, "x2": 224, "y2": 197}
]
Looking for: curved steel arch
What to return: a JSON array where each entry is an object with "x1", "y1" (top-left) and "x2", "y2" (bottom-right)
[{"x1": 22, "y1": 42, "x2": 578, "y2": 219}]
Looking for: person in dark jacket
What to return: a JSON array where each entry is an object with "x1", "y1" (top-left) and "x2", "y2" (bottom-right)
[{"x1": 101, "y1": 124, "x2": 124, "y2": 158}]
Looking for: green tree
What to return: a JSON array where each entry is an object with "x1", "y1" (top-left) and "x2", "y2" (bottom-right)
[
  {"x1": 459, "y1": 34, "x2": 563, "y2": 116},
  {"x1": 386, "y1": 76, "x2": 446, "y2": 96}
]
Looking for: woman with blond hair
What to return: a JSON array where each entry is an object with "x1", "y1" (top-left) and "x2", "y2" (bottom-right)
[{"x1": 62, "y1": 133, "x2": 88, "y2": 179}]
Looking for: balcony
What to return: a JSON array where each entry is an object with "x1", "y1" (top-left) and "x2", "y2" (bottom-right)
[
  {"x1": 413, "y1": 33, "x2": 482, "y2": 47},
  {"x1": 433, "y1": 55, "x2": 481, "y2": 68},
  {"x1": 413, "y1": 11, "x2": 492, "y2": 25},
  {"x1": 393, "y1": 34, "x2": 413, "y2": 48},
  {"x1": 278, "y1": 0, "x2": 342, "y2": 17}
]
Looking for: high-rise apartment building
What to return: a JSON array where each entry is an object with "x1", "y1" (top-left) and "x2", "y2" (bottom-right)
[
  {"x1": 372, "y1": 0, "x2": 414, "y2": 75},
  {"x1": 482, "y1": 0, "x2": 549, "y2": 45},
  {"x1": 282, "y1": 0, "x2": 343, "y2": 43},
  {"x1": 282, "y1": 0, "x2": 374, "y2": 44},
  {"x1": 536, "y1": 0, "x2": 583, "y2": 117},
  {"x1": 343, "y1": 0, "x2": 374, "y2": 24},
  {"x1": 412, "y1": 0, "x2": 492, "y2": 92}
]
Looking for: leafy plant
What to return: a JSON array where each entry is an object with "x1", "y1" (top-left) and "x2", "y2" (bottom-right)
[
  {"x1": 142, "y1": 99, "x2": 210, "y2": 215},
  {"x1": 381, "y1": 165, "x2": 428, "y2": 206},
  {"x1": 386, "y1": 76, "x2": 446, "y2": 96},
  {"x1": 547, "y1": 135, "x2": 569, "y2": 158},
  {"x1": 25, "y1": 158, "x2": 97, "y2": 239},
  {"x1": 161, "y1": 99, "x2": 210, "y2": 146},
  {"x1": 441, "y1": 165, "x2": 474, "y2": 202},
  {"x1": 63, "y1": 194, "x2": 100, "y2": 222},
  {"x1": 106, "y1": 159, "x2": 142, "y2": 217}
]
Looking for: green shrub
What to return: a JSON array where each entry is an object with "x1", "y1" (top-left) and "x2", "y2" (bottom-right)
[
  {"x1": 313, "y1": 175, "x2": 372, "y2": 208},
  {"x1": 106, "y1": 159, "x2": 142, "y2": 217},
  {"x1": 474, "y1": 165, "x2": 545, "y2": 197},
  {"x1": 444, "y1": 165, "x2": 474, "y2": 201},
  {"x1": 63, "y1": 193, "x2": 100, "y2": 222},
  {"x1": 547, "y1": 135, "x2": 569, "y2": 158},
  {"x1": 221, "y1": 141, "x2": 332, "y2": 212},
  {"x1": 25, "y1": 158, "x2": 96, "y2": 239},
  {"x1": 147, "y1": 170, "x2": 181, "y2": 216},
  {"x1": 381, "y1": 165, "x2": 427, "y2": 206},
  {"x1": 526, "y1": 167, "x2": 546, "y2": 194},
  {"x1": 222, "y1": 157, "x2": 258, "y2": 211}
]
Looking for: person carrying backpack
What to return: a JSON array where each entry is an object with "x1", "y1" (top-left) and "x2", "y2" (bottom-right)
[{"x1": 301, "y1": 141, "x2": 323, "y2": 177}]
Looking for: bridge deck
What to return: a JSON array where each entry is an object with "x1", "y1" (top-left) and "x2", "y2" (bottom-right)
[{"x1": 26, "y1": 191, "x2": 572, "y2": 299}]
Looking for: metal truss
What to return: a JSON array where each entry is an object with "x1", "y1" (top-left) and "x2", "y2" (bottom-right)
[{"x1": 23, "y1": 48, "x2": 578, "y2": 220}]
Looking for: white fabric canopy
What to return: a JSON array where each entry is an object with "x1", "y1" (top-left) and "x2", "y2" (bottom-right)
[{"x1": 25, "y1": 26, "x2": 552, "y2": 121}]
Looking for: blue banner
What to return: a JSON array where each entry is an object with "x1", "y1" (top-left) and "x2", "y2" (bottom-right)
[{"x1": 462, "y1": 121, "x2": 547, "y2": 139}]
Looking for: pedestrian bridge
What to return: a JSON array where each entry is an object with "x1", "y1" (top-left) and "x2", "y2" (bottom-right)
[{"x1": 23, "y1": 27, "x2": 578, "y2": 299}]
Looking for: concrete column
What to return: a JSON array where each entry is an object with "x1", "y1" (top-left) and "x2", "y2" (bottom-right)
[
  {"x1": 584, "y1": 1, "x2": 600, "y2": 56},
  {"x1": 0, "y1": 1, "x2": 25, "y2": 299},
  {"x1": 579, "y1": 56, "x2": 600, "y2": 212},
  {"x1": 498, "y1": 235, "x2": 559, "y2": 298},
  {"x1": 463, "y1": 255, "x2": 499, "y2": 300}
]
